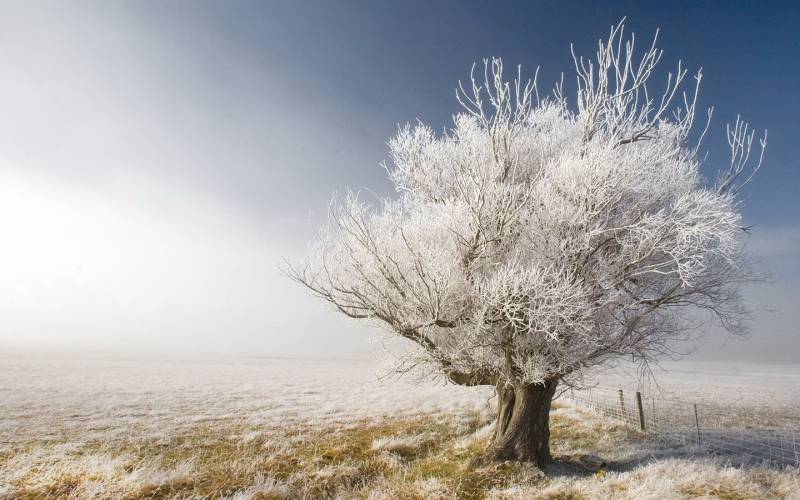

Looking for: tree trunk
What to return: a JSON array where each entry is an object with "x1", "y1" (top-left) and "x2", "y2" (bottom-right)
[{"x1": 486, "y1": 379, "x2": 558, "y2": 467}]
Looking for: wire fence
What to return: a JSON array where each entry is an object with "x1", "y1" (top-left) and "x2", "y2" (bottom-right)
[{"x1": 567, "y1": 385, "x2": 800, "y2": 468}]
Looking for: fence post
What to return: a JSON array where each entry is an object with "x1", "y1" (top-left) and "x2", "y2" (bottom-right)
[
  {"x1": 651, "y1": 396, "x2": 657, "y2": 432},
  {"x1": 693, "y1": 404, "x2": 701, "y2": 446},
  {"x1": 635, "y1": 391, "x2": 645, "y2": 432},
  {"x1": 618, "y1": 389, "x2": 626, "y2": 422}
]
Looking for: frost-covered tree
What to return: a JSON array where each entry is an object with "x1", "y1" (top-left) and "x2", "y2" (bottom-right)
[{"x1": 286, "y1": 22, "x2": 765, "y2": 466}]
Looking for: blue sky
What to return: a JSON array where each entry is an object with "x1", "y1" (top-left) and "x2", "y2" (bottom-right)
[{"x1": 0, "y1": 1, "x2": 797, "y2": 361}]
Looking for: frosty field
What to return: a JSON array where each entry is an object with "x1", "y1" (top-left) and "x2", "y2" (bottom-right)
[
  {"x1": 1, "y1": 350, "x2": 799, "y2": 499},
  {"x1": 593, "y1": 361, "x2": 800, "y2": 430}
]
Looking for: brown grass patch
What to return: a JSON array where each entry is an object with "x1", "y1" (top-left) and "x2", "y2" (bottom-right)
[{"x1": 3, "y1": 405, "x2": 799, "y2": 499}]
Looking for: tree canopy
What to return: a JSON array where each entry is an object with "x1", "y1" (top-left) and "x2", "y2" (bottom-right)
[{"x1": 287, "y1": 21, "x2": 765, "y2": 391}]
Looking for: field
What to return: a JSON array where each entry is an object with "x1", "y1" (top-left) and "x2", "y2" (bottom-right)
[
  {"x1": 1, "y1": 351, "x2": 799, "y2": 499},
  {"x1": 596, "y1": 361, "x2": 800, "y2": 430}
]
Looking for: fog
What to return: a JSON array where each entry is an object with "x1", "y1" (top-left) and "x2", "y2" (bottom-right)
[
  {"x1": 0, "y1": 2, "x2": 797, "y2": 362},
  {"x1": 0, "y1": 2, "x2": 379, "y2": 356}
]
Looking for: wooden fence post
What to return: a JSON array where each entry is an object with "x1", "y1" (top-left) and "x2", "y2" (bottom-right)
[
  {"x1": 635, "y1": 391, "x2": 645, "y2": 432},
  {"x1": 693, "y1": 404, "x2": 701, "y2": 445},
  {"x1": 618, "y1": 389, "x2": 626, "y2": 422},
  {"x1": 651, "y1": 396, "x2": 657, "y2": 432}
]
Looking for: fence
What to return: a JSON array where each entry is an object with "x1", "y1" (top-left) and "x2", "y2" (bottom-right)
[{"x1": 567, "y1": 385, "x2": 800, "y2": 468}]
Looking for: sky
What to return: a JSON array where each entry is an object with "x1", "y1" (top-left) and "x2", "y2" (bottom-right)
[{"x1": 0, "y1": 1, "x2": 797, "y2": 362}]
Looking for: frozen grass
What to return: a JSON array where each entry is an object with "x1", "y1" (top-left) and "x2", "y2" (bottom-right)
[{"x1": 1, "y1": 352, "x2": 798, "y2": 499}]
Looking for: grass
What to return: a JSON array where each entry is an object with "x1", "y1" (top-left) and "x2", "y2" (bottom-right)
[
  {"x1": 2, "y1": 355, "x2": 799, "y2": 499},
  {"x1": 3, "y1": 401, "x2": 798, "y2": 499}
]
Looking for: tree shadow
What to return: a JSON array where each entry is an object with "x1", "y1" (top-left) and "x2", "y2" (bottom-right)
[{"x1": 547, "y1": 427, "x2": 799, "y2": 479}]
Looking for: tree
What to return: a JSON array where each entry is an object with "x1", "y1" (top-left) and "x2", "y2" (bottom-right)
[{"x1": 285, "y1": 21, "x2": 766, "y2": 467}]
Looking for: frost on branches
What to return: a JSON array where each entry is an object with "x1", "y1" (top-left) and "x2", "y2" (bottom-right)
[{"x1": 285, "y1": 21, "x2": 766, "y2": 466}]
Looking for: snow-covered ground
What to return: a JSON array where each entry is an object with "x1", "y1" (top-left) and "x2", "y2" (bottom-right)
[
  {"x1": 0, "y1": 350, "x2": 491, "y2": 449},
  {"x1": 587, "y1": 360, "x2": 800, "y2": 429},
  {"x1": 2, "y1": 351, "x2": 798, "y2": 450},
  {"x1": 1, "y1": 350, "x2": 799, "y2": 498}
]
